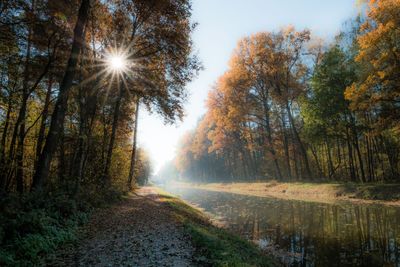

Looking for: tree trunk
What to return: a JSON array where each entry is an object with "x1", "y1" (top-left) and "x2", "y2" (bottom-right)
[
  {"x1": 345, "y1": 126, "x2": 356, "y2": 181},
  {"x1": 32, "y1": 0, "x2": 90, "y2": 190},
  {"x1": 127, "y1": 98, "x2": 140, "y2": 190},
  {"x1": 79, "y1": 92, "x2": 98, "y2": 183},
  {"x1": 0, "y1": 94, "x2": 13, "y2": 193},
  {"x1": 350, "y1": 117, "x2": 366, "y2": 183},
  {"x1": 325, "y1": 139, "x2": 334, "y2": 178},
  {"x1": 15, "y1": 101, "x2": 27, "y2": 193},
  {"x1": 71, "y1": 80, "x2": 87, "y2": 194},
  {"x1": 280, "y1": 110, "x2": 292, "y2": 180},
  {"x1": 262, "y1": 98, "x2": 282, "y2": 180},
  {"x1": 35, "y1": 77, "x2": 53, "y2": 167},
  {"x1": 285, "y1": 102, "x2": 312, "y2": 179},
  {"x1": 310, "y1": 144, "x2": 323, "y2": 178},
  {"x1": 103, "y1": 86, "x2": 123, "y2": 183}
]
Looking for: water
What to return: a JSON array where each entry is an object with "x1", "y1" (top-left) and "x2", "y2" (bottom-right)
[{"x1": 163, "y1": 185, "x2": 400, "y2": 267}]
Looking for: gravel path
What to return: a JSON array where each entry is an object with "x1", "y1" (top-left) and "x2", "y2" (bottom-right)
[{"x1": 48, "y1": 187, "x2": 194, "y2": 267}]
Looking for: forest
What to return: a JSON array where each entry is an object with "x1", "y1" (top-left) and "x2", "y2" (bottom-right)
[
  {"x1": 173, "y1": 0, "x2": 400, "y2": 183},
  {"x1": 0, "y1": 0, "x2": 200, "y2": 195}
]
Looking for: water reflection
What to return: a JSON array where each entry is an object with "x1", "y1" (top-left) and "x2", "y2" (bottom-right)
[{"x1": 165, "y1": 186, "x2": 400, "y2": 267}]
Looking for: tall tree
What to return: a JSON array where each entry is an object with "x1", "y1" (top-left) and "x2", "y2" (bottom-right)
[{"x1": 32, "y1": 0, "x2": 91, "y2": 190}]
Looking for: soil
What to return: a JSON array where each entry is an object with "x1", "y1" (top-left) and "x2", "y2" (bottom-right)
[{"x1": 47, "y1": 187, "x2": 195, "y2": 267}]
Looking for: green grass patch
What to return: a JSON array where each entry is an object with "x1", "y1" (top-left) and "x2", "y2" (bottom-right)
[{"x1": 155, "y1": 189, "x2": 277, "y2": 267}]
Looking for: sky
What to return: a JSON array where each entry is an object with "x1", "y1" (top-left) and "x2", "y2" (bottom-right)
[{"x1": 137, "y1": 0, "x2": 358, "y2": 173}]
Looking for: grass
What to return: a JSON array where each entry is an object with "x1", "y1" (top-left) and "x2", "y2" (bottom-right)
[{"x1": 155, "y1": 188, "x2": 277, "y2": 267}]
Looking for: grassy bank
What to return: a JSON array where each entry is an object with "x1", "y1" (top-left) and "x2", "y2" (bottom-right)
[
  {"x1": 154, "y1": 188, "x2": 277, "y2": 267},
  {"x1": 174, "y1": 181, "x2": 400, "y2": 206}
]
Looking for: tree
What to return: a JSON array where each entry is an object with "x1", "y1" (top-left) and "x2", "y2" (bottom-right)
[
  {"x1": 303, "y1": 45, "x2": 360, "y2": 180},
  {"x1": 32, "y1": 0, "x2": 91, "y2": 190},
  {"x1": 127, "y1": 97, "x2": 140, "y2": 190},
  {"x1": 345, "y1": 0, "x2": 400, "y2": 133}
]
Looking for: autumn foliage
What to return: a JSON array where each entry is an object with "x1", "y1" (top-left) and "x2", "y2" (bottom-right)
[{"x1": 174, "y1": 0, "x2": 400, "y2": 183}]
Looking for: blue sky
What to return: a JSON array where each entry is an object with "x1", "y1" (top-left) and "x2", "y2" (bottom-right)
[{"x1": 138, "y1": 0, "x2": 358, "y2": 173}]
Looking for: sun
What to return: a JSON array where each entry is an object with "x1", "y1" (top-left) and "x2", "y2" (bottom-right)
[
  {"x1": 106, "y1": 52, "x2": 128, "y2": 73},
  {"x1": 110, "y1": 55, "x2": 125, "y2": 70}
]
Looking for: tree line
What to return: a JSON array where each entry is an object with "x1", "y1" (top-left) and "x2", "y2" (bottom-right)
[
  {"x1": 173, "y1": 0, "x2": 400, "y2": 183},
  {"x1": 0, "y1": 0, "x2": 199, "y2": 195}
]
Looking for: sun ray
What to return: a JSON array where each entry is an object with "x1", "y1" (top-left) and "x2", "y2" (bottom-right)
[{"x1": 77, "y1": 68, "x2": 109, "y2": 88}]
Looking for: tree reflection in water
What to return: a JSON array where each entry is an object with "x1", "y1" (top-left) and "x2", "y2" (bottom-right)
[{"x1": 166, "y1": 187, "x2": 400, "y2": 267}]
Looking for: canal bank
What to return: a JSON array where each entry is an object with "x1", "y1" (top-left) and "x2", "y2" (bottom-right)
[{"x1": 173, "y1": 181, "x2": 400, "y2": 206}]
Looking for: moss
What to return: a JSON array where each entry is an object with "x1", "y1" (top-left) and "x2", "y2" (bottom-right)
[{"x1": 156, "y1": 189, "x2": 277, "y2": 267}]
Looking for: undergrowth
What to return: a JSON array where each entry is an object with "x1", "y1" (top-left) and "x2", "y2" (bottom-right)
[{"x1": 0, "y1": 186, "x2": 123, "y2": 266}]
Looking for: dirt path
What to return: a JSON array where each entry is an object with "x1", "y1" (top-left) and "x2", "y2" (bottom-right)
[{"x1": 49, "y1": 187, "x2": 194, "y2": 267}]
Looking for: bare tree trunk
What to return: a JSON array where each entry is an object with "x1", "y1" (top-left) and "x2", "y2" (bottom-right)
[
  {"x1": 127, "y1": 98, "x2": 139, "y2": 190},
  {"x1": 32, "y1": 0, "x2": 90, "y2": 190}
]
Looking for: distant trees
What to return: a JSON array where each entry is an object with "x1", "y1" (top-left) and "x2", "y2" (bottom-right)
[
  {"x1": 0, "y1": 0, "x2": 199, "y2": 195},
  {"x1": 135, "y1": 148, "x2": 152, "y2": 186},
  {"x1": 174, "y1": 0, "x2": 400, "y2": 183}
]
